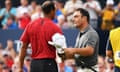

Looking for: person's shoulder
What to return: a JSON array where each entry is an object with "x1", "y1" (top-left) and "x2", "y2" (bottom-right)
[
  {"x1": 43, "y1": 18, "x2": 55, "y2": 25},
  {"x1": 11, "y1": 7, "x2": 17, "y2": 12},
  {"x1": 65, "y1": 0, "x2": 72, "y2": 5},
  {"x1": 17, "y1": 6, "x2": 22, "y2": 9},
  {"x1": 48, "y1": 21, "x2": 59, "y2": 28},
  {"x1": 31, "y1": 18, "x2": 42, "y2": 24},
  {"x1": 0, "y1": 8, "x2": 5, "y2": 11},
  {"x1": 110, "y1": 27, "x2": 120, "y2": 34},
  {"x1": 11, "y1": 7, "x2": 16, "y2": 9},
  {"x1": 48, "y1": 21, "x2": 61, "y2": 30},
  {"x1": 87, "y1": 27, "x2": 99, "y2": 38},
  {"x1": 76, "y1": 0, "x2": 83, "y2": 4}
]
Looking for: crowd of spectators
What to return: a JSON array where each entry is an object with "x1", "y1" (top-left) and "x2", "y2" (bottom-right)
[{"x1": 0, "y1": 0, "x2": 120, "y2": 72}]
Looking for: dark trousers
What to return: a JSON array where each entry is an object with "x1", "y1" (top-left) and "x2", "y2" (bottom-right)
[
  {"x1": 30, "y1": 58, "x2": 58, "y2": 72},
  {"x1": 115, "y1": 66, "x2": 120, "y2": 72}
]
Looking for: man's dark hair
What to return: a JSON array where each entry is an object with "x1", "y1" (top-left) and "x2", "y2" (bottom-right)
[
  {"x1": 76, "y1": 8, "x2": 90, "y2": 22},
  {"x1": 31, "y1": 0, "x2": 37, "y2": 4},
  {"x1": 42, "y1": 1, "x2": 55, "y2": 14}
]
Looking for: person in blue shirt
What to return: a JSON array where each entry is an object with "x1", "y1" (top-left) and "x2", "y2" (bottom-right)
[
  {"x1": 53, "y1": 1, "x2": 63, "y2": 24},
  {"x1": 53, "y1": 9, "x2": 63, "y2": 23},
  {"x1": 5, "y1": 17, "x2": 18, "y2": 30},
  {"x1": 0, "y1": 0, "x2": 16, "y2": 29}
]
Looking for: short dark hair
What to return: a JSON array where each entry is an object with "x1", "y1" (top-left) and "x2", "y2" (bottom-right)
[
  {"x1": 42, "y1": 1, "x2": 55, "y2": 14},
  {"x1": 76, "y1": 8, "x2": 90, "y2": 22},
  {"x1": 31, "y1": 0, "x2": 37, "y2": 3}
]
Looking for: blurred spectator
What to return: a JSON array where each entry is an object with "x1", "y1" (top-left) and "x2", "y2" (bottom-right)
[
  {"x1": 98, "y1": 55, "x2": 106, "y2": 72},
  {"x1": 17, "y1": 0, "x2": 31, "y2": 29},
  {"x1": 114, "y1": 2, "x2": 120, "y2": 27},
  {"x1": 0, "y1": 61, "x2": 4, "y2": 72},
  {"x1": 0, "y1": 6, "x2": 2, "y2": 28},
  {"x1": 3, "y1": 17, "x2": 18, "y2": 30},
  {"x1": 55, "y1": 0, "x2": 66, "y2": 16},
  {"x1": 31, "y1": 5, "x2": 43, "y2": 21},
  {"x1": 24, "y1": 56, "x2": 31, "y2": 72},
  {"x1": 101, "y1": 0, "x2": 116, "y2": 31},
  {"x1": 0, "y1": 43, "x2": 4, "y2": 61},
  {"x1": 54, "y1": 0, "x2": 69, "y2": 29},
  {"x1": 12, "y1": 56, "x2": 28, "y2": 72},
  {"x1": 0, "y1": 0, "x2": 16, "y2": 29},
  {"x1": 64, "y1": 59, "x2": 75, "y2": 72},
  {"x1": 28, "y1": 0, "x2": 37, "y2": 15},
  {"x1": 2, "y1": 64, "x2": 10, "y2": 72},
  {"x1": 57, "y1": 14, "x2": 69, "y2": 29},
  {"x1": 5, "y1": 40, "x2": 16, "y2": 59},
  {"x1": 26, "y1": 44, "x2": 32, "y2": 56},
  {"x1": 11, "y1": 56, "x2": 19, "y2": 72},
  {"x1": 53, "y1": 0, "x2": 63, "y2": 24},
  {"x1": 64, "y1": 0, "x2": 83, "y2": 27},
  {"x1": 2, "y1": 50, "x2": 14, "y2": 69},
  {"x1": 84, "y1": 0, "x2": 101, "y2": 29},
  {"x1": 105, "y1": 57, "x2": 114, "y2": 72}
]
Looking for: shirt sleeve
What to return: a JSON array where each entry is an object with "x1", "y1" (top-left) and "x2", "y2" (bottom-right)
[
  {"x1": 0, "y1": 8, "x2": 5, "y2": 16},
  {"x1": 20, "y1": 25, "x2": 30, "y2": 43},
  {"x1": 11, "y1": 8, "x2": 17, "y2": 16},
  {"x1": 95, "y1": 1, "x2": 101, "y2": 11},
  {"x1": 86, "y1": 32, "x2": 99, "y2": 48}
]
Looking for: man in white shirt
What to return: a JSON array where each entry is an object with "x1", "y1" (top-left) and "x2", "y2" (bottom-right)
[
  {"x1": 17, "y1": 0, "x2": 30, "y2": 18},
  {"x1": 16, "y1": 0, "x2": 31, "y2": 29},
  {"x1": 84, "y1": 0, "x2": 101, "y2": 29}
]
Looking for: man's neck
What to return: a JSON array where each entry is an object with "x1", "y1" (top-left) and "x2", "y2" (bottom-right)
[
  {"x1": 22, "y1": 5, "x2": 28, "y2": 7},
  {"x1": 79, "y1": 22, "x2": 89, "y2": 32},
  {"x1": 72, "y1": 0, "x2": 76, "y2": 3},
  {"x1": 44, "y1": 15, "x2": 52, "y2": 20}
]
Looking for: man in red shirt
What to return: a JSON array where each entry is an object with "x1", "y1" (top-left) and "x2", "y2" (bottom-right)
[{"x1": 18, "y1": 1, "x2": 63, "y2": 72}]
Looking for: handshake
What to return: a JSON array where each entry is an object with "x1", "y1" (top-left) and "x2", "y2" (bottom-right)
[{"x1": 48, "y1": 33, "x2": 67, "y2": 54}]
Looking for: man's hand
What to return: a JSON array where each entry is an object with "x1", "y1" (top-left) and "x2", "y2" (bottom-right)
[
  {"x1": 64, "y1": 48, "x2": 74, "y2": 59},
  {"x1": 48, "y1": 41, "x2": 64, "y2": 54}
]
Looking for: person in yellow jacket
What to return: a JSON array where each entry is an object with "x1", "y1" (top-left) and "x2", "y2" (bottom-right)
[
  {"x1": 101, "y1": 0, "x2": 117, "y2": 30},
  {"x1": 106, "y1": 27, "x2": 120, "y2": 72}
]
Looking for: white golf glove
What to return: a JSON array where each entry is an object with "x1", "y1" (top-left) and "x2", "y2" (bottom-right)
[{"x1": 48, "y1": 33, "x2": 67, "y2": 54}]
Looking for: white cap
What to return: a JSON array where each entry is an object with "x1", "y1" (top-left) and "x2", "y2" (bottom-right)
[
  {"x1": 106, "y1": 0, "x2": 114, "y2": 5},
  {"x1": 2, "y1": 50, "x2": 9, "y2": 56}
]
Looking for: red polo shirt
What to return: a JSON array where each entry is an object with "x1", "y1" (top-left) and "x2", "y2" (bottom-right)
[{"x1": 20, "y1": 18, "x2": 62, "y2": 59}]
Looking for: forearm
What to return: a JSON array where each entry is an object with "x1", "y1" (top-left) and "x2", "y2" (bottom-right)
[
  {"x1": 74, "y1": 48, "x2": 91, "y2": 56},
  {"x1": 19, "y1": 47, "x2": 27, "y2": 68},
  {"x1": 94, "y1": 9, "x2": 101, "y2": 15},
  {"x1": 70, "y1": 47, "x2": 94, "y2": 56},
  {"x1": 0, "y1": 16, "x2": 3, "y2": 20},
  {"x1": 106, "y1": 50, "x2": 113, "y2": 58}
]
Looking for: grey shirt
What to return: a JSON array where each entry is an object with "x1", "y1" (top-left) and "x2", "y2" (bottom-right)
[{"x1": 75, "y1": 25, "x2": 99, "y2": 66}]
